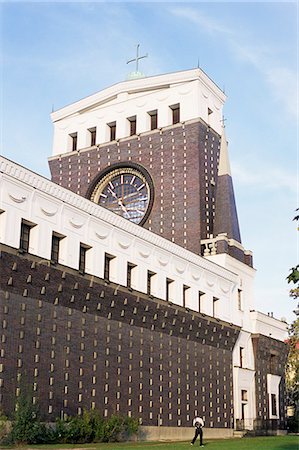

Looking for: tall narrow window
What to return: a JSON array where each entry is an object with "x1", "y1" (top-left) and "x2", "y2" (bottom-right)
[
  {"x1": 51, "y1": 233, "x2": 62, "y2": 264},
  {"x1": 148, "y1": 110, "x2": 158, "y2": 130},
  {"x1": 79, "y1": 244, "x2": 90, "y2": 273},
  {"x1": 127, "y1": 262, "x2": 136, "y2": 289},
  {"x1": 198, "y1": 291, "x2": 205, "y2": 313},
  {"x1": 238, "y1": 289, "x2": 243, "y2": 311},
  {"x1": 70, "y1": 132, "x2": 78, "y2": 151},
  {"x1": 170, "y1": 104, "x2": 180, "y2": 124},
  {"x1": 166, "y1": 278, "x2": 173, "y2": 302},
  {"x1": 89, "y1": 127, "x2": 96, "y2": 146},
  {"x1": 240, "y1": 347, "x2": 245, "y2": 368},
  {"x1": 212, "y1": 297, "x2": 219, "y2": 317},
  {"x1": 104, "y1": 253, "x2": 115, "y2": 281},
  {"x1": 241, "y1": 389, "x2": 248, "y2": 401},
  {"x1": 108, "y1": 122, "x2": 116, "y2": 141},
  {"x1": 183, "y1": 285, "x2": 190, "y2": 308},
  {"x1": 19, "y1": 220, "x2": 33, "y2": 253},
  {"x1": 271, "y1": 393, "x2": 277, "y2": 416},
  {"x1": 128, "y1": 116, "x2": 137, "y2": 136},
  {"x1": 147, "y1": 271, "x2": 155, "y2": 296}
]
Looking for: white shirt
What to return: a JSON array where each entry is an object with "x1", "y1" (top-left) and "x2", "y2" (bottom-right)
[{"x1": 193, "y1": 417, "x2": 204, "y2": 428}]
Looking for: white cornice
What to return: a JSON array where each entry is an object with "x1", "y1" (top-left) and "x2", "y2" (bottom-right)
[
  {"x1": 0, "y1": 155, "x2": 237, "y2": 284},
  {"x1": 51, "y1": 68, "x2": 226, "y2": 123}
]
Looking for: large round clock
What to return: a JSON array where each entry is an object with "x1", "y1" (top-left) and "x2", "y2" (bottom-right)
[{"x1": 89, "y1": 164, "x2": 154, "y2": 225}]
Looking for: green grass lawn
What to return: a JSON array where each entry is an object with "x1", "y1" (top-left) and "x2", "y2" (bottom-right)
[{"x1": 7, "y1": 435, "x2": 297, "y2": 450}]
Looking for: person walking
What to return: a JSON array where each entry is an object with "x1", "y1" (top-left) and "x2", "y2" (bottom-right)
[{"x1": 191, "y1": 416, "x2": 204, "y2": 446}]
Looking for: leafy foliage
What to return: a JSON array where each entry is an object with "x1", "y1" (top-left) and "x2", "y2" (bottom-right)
[
  {"x1": 3, "y1": 392, "x2": 49, "y2": 445},
  {"x1": 1, "y1": 401, "x2": 139, "y2": 445},
  {"x1": 285, "y1": 210, "x2": 299, "y2": 431}
]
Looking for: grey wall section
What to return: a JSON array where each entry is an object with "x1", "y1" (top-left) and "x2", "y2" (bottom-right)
[{"x1": 0, "y1": 245, "x2": 239, "y2": 427}]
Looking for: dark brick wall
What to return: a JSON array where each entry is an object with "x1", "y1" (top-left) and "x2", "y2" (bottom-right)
[
  {"x1": 0, "y1": 246, "x2": 239, "y2": 427},
  {"x1": 49, "y1": 121, "x2": 221, "y2": 255},
  {"x1": 252, "y1": 335, "x2": 288, "y2": 427}
]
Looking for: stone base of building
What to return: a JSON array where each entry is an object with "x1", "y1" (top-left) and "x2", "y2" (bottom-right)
[{"x1": 137, "y1": 426, "x2": 234, "y2": 441}]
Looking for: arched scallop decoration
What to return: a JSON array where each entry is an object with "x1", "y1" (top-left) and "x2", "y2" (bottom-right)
[
  {"x1": 69, "y1": 218, "x2": 85, "y2": 229},
  {"x1": 220, "y1": 280, "x2": 231, "y2": 294},
  {"x1": 206, "y1": 274, "x2": 216, "y2": 287},
  {"x1": 40, "y1": 206, "x2": 58, "y2": 217},
  {"x1": 9, "y1": 193, "x2": 26, "y2": 203}
]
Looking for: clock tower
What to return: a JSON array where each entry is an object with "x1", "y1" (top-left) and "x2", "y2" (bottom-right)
[{"x1": 48, "y1": 68, "x2": 252, "y2": 267}]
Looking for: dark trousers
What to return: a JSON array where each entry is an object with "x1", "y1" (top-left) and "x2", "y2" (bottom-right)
[{"x1": 191, "y1": 426, "x2": 203, "y2": 445}]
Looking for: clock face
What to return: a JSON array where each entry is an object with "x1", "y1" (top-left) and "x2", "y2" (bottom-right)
[{"x1": 90, "y1": 166, "x2": 152, "y2": 225}]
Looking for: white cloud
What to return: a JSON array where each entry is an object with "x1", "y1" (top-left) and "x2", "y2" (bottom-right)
[
  {"x1": 231, "y1": 161, "x2": 297, "y2": 193},
  {"x1": 171, "y1": 6, "x2": 233, "y2": 35},
  {"x1": 170, "y1": 6, "x2": 298, "y2": 119}
]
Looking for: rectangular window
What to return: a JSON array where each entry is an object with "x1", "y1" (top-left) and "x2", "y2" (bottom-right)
[
  {"x1": 128, "y1": 116, "x2": 137, "y2": 136},
  {"x1": 147, "y1": 271, "x2": 155, "y2": 296},
  {"x1": 89, "y1": 127, "x2": 96, "y2": 146},
  {"x1": 51, "y1": 233, "x2": 62, "y2": 264},
  {"x1": 271, "y1": 393, "x2": 277, "y2": 416},
  {"x1": 166, "y1": 278, "x2": 173, "y2": 302},
  {"x1": 241, "y1": 390, "x2": 248, "y2": 401},
  {"x1": 238, "y1": 289, "x2": 242, "y2": 310},
  {"x1": 70, "y1": 132, "x2": 78, "y2": 151},
  {"x1": 127, "y1": 262, "x2": 136, "y2": 288},
  {"x1": 240, "y1": 347, "x2": 245, "y2": 368},
  {"x1": 213, "y1": 297, "x2": 219, "y2": 317},
  {"x1": 108, "y1": 122, "x2": 116, "y2": 141},
  {"x1": 183, "y1": 285, "x2": 190, "y2": 308},
  {"x1": 198, "y1": 291, "x2": 205, "y2": 313},
  {"x1": 79, "y1": 244, "x2": 90, "y2": 273},
  {"x1": 104, "y1": 253, "x2": 115, "y2": 281},
  {"x1": 19, "y1": 221, "x2": 33, "y2": 253},
  {"x1": 170, "y1": 104, "x2": 180, "y2": 124},
  {"x1": 148, "y1": 110, "x2": 158, "y2": 130}
]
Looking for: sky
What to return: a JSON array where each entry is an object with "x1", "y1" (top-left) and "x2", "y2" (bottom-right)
[{"x1": 0, "y1": 1, "x2": 298, "y2": 324}]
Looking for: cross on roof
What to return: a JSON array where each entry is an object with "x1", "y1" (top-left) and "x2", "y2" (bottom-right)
[
  {"x1": 127, "y1": 44, "x2": 148, "y2": 73},
  {"x1": 220, "y1": 115, "x2": 227, "y2": 128}
]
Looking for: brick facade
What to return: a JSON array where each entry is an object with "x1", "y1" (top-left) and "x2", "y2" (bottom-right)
[
  {"x1": 0, "y1": 245, "x2": 239, "y2": 426},
  {"x1": 252, "y1": 335, "x2": 288, "y2": 428},
  {"x1": 49, "y1": 121, "x2": 220, "y2": 255}
]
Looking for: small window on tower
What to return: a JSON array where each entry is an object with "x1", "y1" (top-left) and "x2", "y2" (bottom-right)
[
  {"x1": 213, "y1": 297, "x2": 219, "y2": 317},
  {"x1": 108, "y1": 122, "x2": 116, "y2": 141},
  {"x1": 104, "y1": 253, "x2": 115, "y2": 281},
  {"x1": 198, "y1": 291, "x2": 205, "y2": 313},
  {"x1": 238, "y1": 289, "x2": 243, "y2": 311},
  {"x1": 271, "y1": 393, "x2": 277, "y2": 416},
  {"x1": 147, "y1": 270, "x2": 155, "y2": 296},
  {"x1": 19, "y1": 220, "x2": 35, "y2": 253},
  {"x1": 69, "y1": 132, "x2": 78, "y2": 151},
  {"x1": 170, "y1": 104, "x2": 180, "y2": 125},
  {"x1": 89, "y1": 127, "x2": 96, "y2": 146},
  {"x1": 183, "y1": 285, "x2": 190, "y2": 308},
  {"x1": 79, "y1": 243, "x2": 91, "y2": 274},
  {"x1": 127, "y1": 116, "x2": 137, "y2": 136},
  {"x1": 166, "y1": 278, "x2": 174, "y2": 302},
  {"x1": 148, "y1": 110, "x2": 158, "y2": 130},
  {"x1": 51, "y1": 233, "x2": 61, "y2": 264},
  {"x1": 127, "y1": 262, "x2": 136, "y2": 289},
  {"x1": 240, "y1": 347, "x2": 245, "y2": 368}
]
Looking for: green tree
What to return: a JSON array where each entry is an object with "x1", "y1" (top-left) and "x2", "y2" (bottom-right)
[{"x1": 285, "y1": 210, "x2": 299, "y2": 431}]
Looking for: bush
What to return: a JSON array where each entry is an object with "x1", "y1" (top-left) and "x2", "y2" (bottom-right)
[
  {"x1": 1, "y1": 399, "x2": 139, "y2": 445},
  {"x1": 3, "y1": 393, "x2": 50, "y2": 445}
]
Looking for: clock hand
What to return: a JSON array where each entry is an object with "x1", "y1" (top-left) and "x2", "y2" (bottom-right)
[
  {"x1": 117, "y1": 199, "x2": 130, "y2": 216},
  {"x1": 108, "y1": 187, "x2": 118, "y2": 199}
]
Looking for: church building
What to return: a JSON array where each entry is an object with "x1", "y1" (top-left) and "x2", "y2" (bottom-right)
[{"x1": 0, "y1": 66, "x2": 288, "y2": 440}]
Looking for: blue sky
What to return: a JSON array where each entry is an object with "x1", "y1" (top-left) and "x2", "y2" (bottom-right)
[{"x1": 1, "y1": 1, "x2": 298, "y2": 323}]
